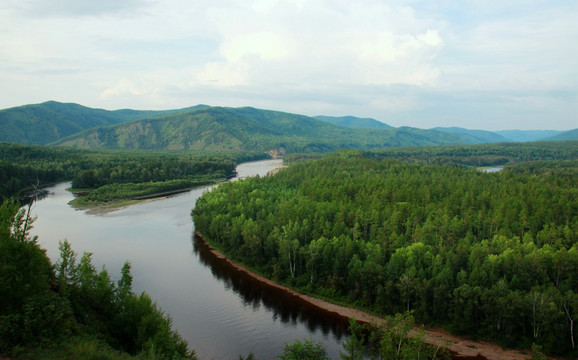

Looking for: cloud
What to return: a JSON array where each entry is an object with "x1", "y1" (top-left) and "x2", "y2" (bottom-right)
[
  {"x1": 202, "y1": 0, "x2": 445, "y2": 88},
  {"x1": 0, "y1": 0, "x2": 576, "y2": 130},
  {"x1": 438, "y1": 1, "x2": 578, "y2": 92},
  {"x1": 221, "y1": 31, "x2": 294, "y2": 62},
  {"x1": 21, "y1": 0, "x2": 152, "y2": 17}
]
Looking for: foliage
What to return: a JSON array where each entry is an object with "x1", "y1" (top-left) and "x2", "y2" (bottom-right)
[
  {"x1": 193, "y1": 148, "x2": 578, "y2": 356},
  {"x1": 365, "y1": 140, "x2": 578, "y2": 167},
  {"x1": 279, "y1": 339, "x2": 330, "y2": 360},
  {"x1": 283, "y1": 140, "x2": 577, "y2": 167},
  {"x1": 0, "y1": 198, "x2": 196, "y2": 359},
  {"x1": 0, "y1": 142, "x2": 266, "y2": 201},
  {"x1": 239, "y1": 352, "x2": 258, "y2": 360},
  {"x1": 72, "y1": 178, "x2": 216, "y2": 204},
  {"x1": 53, "y1": 106, "x2": 466, "y2": 152},
  {"x1": 0, "y1": 199, "x2": 61, "y2": 350},
  {"x1": 340, "y1": 314, "x2": 451, "y2": 360},
  {"x1": 0, "y1": 100, "x2": 206, "y2": 145},
  {"x1": 314, "y1": 115, "x2": 394, "y2": 130}
]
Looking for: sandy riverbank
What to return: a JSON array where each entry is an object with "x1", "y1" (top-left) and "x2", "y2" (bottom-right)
[
  {"x1": 195, "y1": 231, "x2": 545, "y2": 360},
  {"x1": 68, "y1": 186, "x2": 203, "y2": 215},
  {"x1": 69, "y1": 197, "x2": 162, "y2": 215}
]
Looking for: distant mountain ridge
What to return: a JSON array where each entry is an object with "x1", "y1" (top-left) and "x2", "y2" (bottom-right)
[
  {"x1": 0, "y1": 101, "x2": 573, "y2": 153},
  {"x1": 0, "y1": 101, "x2": 206, "y2": 145},
  {"x1": 314, "y1": 115, "x2": 393, "y2": 129},
  {"x1": 546, "y1": 128, "x2": 578, "y2": 141},
  {"x1": 53, "y1": 106, "x2": 466, "y2": 153},
  {"x1": 432, "y1": 127, "x2": 509, "y2": 144},
  {"x1": 495, "y1": 129, "x2": 565, "y2": 142}
]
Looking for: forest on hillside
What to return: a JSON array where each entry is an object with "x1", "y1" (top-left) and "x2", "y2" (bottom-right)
[
  {"x1": 0, "y1": 143, "x2": 267, "y2": 202},
  {"x1": 284, "y1": 140, "x2": 578, "y2": 167},
  {"x1": 193, "y1": 145, "x2": 578, "y2": 356},
  {"x1": 52, "y1": 106, "x2": 466, "y2": 152}
]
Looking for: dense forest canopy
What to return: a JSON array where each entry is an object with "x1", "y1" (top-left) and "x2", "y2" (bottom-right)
[
  {"x1": 193, "y1": 144, "x2": 578, "y2": 356},
  {"x1": 284, "y1": 140, "x2": 578, "y2": 168},
  {"x1": 1, "y1": 101, "x2": 575, "y2": 149},
  {"x1": 314, "y1": 115, "x2": 394, "y2": 130},
  {"x1": 52, "y1": 106, "x2": 468, "y2": 153},
  {"x1": 0, "y1": 101, "x2": 206, "y2": 145},
  {"x1": 0, "y1": 143, "x2": 267, "y2": 202},
  {"x1": 364, "y1": 140, "x2": 577, "y2": 165}
]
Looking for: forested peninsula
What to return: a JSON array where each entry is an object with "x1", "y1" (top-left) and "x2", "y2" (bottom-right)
[
  {"x1": 0, "y1": 143, "x2": 266, "y2": 207},
  {"x1": 193, "y1": 143, "x2": 578, "y2": 358}
]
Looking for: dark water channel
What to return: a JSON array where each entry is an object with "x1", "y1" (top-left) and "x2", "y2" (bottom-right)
[{"x1": 29, "y1": 160, "x2": 348, "y2": 359}]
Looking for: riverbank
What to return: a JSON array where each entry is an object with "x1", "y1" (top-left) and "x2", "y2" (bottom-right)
[
  {"x1": 195, "y1": 231, "x2": 540, "y2": 360},
  {"x1": 68, "y1": 185, "x2": 213, "y2": 214},
  {"x1": 69, "y1": 197, "x2": 156, "y2": 215}
]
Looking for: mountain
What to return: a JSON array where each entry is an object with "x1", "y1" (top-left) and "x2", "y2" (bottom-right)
[
  {"x1": 314, "y1": 115, "x2": 393, "y2": 129},
  {"x1": 0, "y1": 101, "x2": 206, "y2": 145},
  {"x1": 495, "y1": 130, "x2": 564, "y2": 142},
  {"x1": 433, "y1": 127, "x2": 509, "y2": 144},
  {"x1": 54, "y1": 106, "x2": 466, "y2": 154},
  {"x1": 546, "y1": 128, "x2": 578, "y2": 141}
]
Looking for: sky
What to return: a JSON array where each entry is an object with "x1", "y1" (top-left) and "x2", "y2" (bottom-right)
[{"x1": 0, "y1": 0, "x2": 576, "y2": 130}]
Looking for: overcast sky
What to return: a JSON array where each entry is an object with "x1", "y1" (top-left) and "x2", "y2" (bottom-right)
[{"x1": 0, "y1": 0, "x2": 576, "y2": 130}]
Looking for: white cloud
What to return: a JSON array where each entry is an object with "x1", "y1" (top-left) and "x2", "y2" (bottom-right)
[
  {"x1": 196, "y1": 61, "x2": 250, "y2": 87},
  {"x1": 21, "y1": 0, "x2": 152, "y2": 17},
  {"x1": 221, "y1": 31, "x2": 295, "y2": 62},
  {"x1": 100, "y1": 78, "x2": 147, "y2": 99},
  {"x1": 0, "y1": 0, "x2": 576, "y2": 129},
  {"x1": 438, "y1": 1, "x2": 578, "y2": 92},
  {"x1": 201, "y1": 0, "x2": 445, "y2": 88}
]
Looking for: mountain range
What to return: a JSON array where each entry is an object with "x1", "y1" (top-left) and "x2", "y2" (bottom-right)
[
  {"x1": 0, "y1": 101, "x2": 575, "y2": 154},
  {"x1": 0, "y1": 101, "x2": 206, "y2": 145}
]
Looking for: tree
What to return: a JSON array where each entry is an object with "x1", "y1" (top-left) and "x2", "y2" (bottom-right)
[
  {"x1": 279, "y1": 339, "x2": 329, "y2": 360},
  {"x1": 563, "y1": 290, "x2": 577, "y2": 351},
  {"x1": 380, "y1": 312, "x2": 415, "y2": 359},
  {"x1": 56, "y1": 239, "x2": 78, "y2": 296},
  {"x1": 278, "y1": 222, "x2": 301, "y2": 278},
  {"x1": 340, "y1": 319, "x2": 366, "y2": 360},
  {"x1": 0, "y1": 199, "x2": 71, "y2": 350}
]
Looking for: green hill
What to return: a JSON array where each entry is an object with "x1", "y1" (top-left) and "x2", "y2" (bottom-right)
[
  {"x1": 547, "y1": 128, "x2": 578, "y2": 141},
  {"x1": 495, "y1": 129, "x2": 564, "y2": 142},
  {"x1": 2, "y1": 101, "x2": 570, "y2": 149},
  {"x1": 433, "y1": 127, "x2": 508, "y2": 144},
  {"x1": 0, "y1": 101, "x2": 205, "y2": 145},
  {"x1": 314, "y1": 115, "x2": 393, "y2": 129},
  {"x1": 54, "y1": 106, "x2": 466, "y2": 154}
]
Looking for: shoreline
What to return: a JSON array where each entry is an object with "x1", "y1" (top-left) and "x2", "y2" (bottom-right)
[
  {"x1": 195, "y1": 231, "x2": 539, "y2": 360},
  {"x1": 68, "y1": 185, "x2": 213, "y2": 215}
]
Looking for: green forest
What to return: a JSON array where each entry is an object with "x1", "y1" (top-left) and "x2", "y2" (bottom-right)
[
  {"x1": 284, "y1": 140, "x2": 577, "y2": 167},
  {"x1": 53, "y1": 106, "x2": 467, "y2": 153},
  {"x1": 0, "y1": 198, "x2": 197, "y2": 359},
  {"x1": 0, "y1": 143, "x2": 267, "y2": 204},
  {"x1": 193, "y1": 143, "x2": 578, "y2": 356}
]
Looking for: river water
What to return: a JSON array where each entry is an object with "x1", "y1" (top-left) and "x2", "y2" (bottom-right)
[{"x1": 29, "y1": 159, "x2": 348, "y2": 360}]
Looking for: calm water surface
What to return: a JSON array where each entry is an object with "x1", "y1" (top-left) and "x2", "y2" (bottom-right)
[{"x1": 30, "y1": 159, "x2": 348, "y2": 360}]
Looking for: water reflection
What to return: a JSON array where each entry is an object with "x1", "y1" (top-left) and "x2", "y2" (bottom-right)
[
  {"x1": 28, "y1": 161, "x2": 349, "y2": 359},
  {"x1": 20, "y1": 188, "x2": 50, "y2": 205},
  {"x1": 193, "y1": 233, "x2": 348, "y2": 340}
]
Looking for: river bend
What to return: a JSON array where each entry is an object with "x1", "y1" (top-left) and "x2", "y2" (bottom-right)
[{"x1": 30, "y1": 160, "x2": 347, "y2": 360}]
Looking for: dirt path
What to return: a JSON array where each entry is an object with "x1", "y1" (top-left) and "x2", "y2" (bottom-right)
[{"x1": 196, "y1": 231, "x2": 548, "y2": 360}]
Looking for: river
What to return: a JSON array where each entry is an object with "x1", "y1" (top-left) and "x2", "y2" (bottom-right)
[{"x1": 29, "y1": 159, "x2": 348, "y2": 360}]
